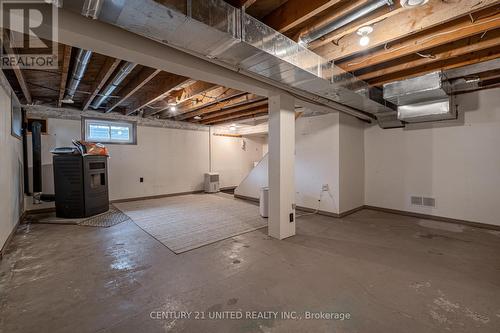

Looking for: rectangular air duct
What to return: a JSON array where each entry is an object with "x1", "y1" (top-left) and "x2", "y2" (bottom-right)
[
  {"x1": 398, "y1": 98, "x2": 456, "y2": 123},
  {"x1": 383, "y1": 71, "x2": 457, "y2": 123}
]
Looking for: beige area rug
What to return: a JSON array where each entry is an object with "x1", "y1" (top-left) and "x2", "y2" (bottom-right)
[{"x1": 114, "y1": 193, "x2": 267, "y2": 254}]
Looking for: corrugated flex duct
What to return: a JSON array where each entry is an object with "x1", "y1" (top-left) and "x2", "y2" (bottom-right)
[{"x1": 64, "y1": 0, "x2": 401, "y2": 128}]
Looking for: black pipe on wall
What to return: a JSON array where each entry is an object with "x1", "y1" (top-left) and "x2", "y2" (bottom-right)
[
  {"x1": 22, "y1": 109, "x2": 30, "y2": 195},
  {"x1": 31, "y1": 121, "x2": 42, "y2": 194}
]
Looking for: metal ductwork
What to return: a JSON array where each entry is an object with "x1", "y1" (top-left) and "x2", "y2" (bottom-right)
[
  {"x1": 82, "y1": 0, "x2": 103, "y2": 19},
  {"x1": 63, "y1": 0, "x2": 397, "y2": 126},
  {"x1": 299, "y1": 0, "x2": 393, "y2": 46},
  {"x1": 61, "y1": 0, "x2": 104, "y2": 104},
  {"x1": 91, "y1": 61, "x2": 137, "y2": 109},
  {"x1": 62, "y1": 49, "x2": 92, "y2": 103},
  {"x1": 383, "y1": 71, "x2": 457, "y2": 123}
]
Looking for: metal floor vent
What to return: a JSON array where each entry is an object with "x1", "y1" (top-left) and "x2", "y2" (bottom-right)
[{"x1": 411, "y1": 196, "x2": 436, "y2": 208}]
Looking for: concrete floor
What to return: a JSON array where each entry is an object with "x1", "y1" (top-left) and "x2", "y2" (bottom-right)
[{"x1": 1, "y1": 207, "x2": 499, "y2": 333}]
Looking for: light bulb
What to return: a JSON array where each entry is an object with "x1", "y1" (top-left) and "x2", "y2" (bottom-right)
[
  {"x1": 169, "y1": 106, "x2": 176, "y2": 112},
  {"x1": 359, "y1": 35, "x2": 370, "y2": 47},
  {"x1": 229, "y1": 124, "x2": 237, "y2": 131}
]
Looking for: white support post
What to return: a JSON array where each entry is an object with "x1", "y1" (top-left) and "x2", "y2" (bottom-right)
[{"x1": 268, "y1": 93, "x2": 295, "y2": 240}]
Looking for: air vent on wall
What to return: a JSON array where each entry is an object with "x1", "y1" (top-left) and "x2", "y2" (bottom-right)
[
  {"x1": 411, "y1": 196, "x2": 436, "y2": 208},
  {"x1": 411, "y1": 196, "x2": 423, "y2": 206},
  {"x1": 423, "y1": 197, "x2": 436, "y2": 208}
]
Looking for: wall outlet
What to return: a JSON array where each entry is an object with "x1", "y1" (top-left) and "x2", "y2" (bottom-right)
[
  {"x1": 140, "y1": 177, "x2": 144, "y2": 183},
  {"x1": 322, "y1": 184, "x2": 329, "y2": 191}
]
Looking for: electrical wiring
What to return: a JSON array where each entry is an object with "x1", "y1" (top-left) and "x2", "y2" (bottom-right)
[
  {"x1": 346, "y1": 15, "x2": 500, "y2": 68},
  {"x1": 296, "y1": 188, "x2": 327, "y2": 218},
  {"x1": 416, "y1": 52, "x2": 435, "y2": 59}
]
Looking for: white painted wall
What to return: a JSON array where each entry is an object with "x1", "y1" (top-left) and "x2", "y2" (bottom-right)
[
  {"x1": 365, "y1": 88, "x2": 500, "y2": 226},
  {"x1": 236, "y1": 112, "x2": 342, "y2": 214},
  {"x1": 0, "y1": 76, "x2": 24, "y2": 250},
  {"x1": 27, "y1": 117, "x2": 264, "y2": 203},
  {"x1": 339, "y1": 112, "x2": 365, "y2": 212},
  {"x1": 295, "y1": 113, "x2": 340, "y2": 213},
  {"x1": 210, "y1": 135, "x2": 264, "y2": 188}
]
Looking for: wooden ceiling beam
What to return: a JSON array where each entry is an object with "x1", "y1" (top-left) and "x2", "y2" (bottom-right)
[
  {"x1": 163, "y1": 87, "x2": 243, "y2": 119},
  {"x1": 368, "y1": 49, "x2": 500, "y2": 86},
  {"x1": 202, "y1": 106, "x2": 268, "y2": 125},
  {"x1": 263, "y1": 0, "x2": 343, "y2": 33},
  {"x1": 338, "y1": 12, "x2": 500, "y2": 73},
  {"x1": 193, "y1": 100, "x2": 268, "y2": 122},
  {"x1": 1, "y1": 31, "x2": 32, "y2": 104},
  {"x1": 314, "y1": 0, "x2": 500, "y2": 62},
  {"x1": 356, "y1": 31, "x2": 500, "y2": 82},
  {"x1": 143, "y1": 81, "x2": 218, "y2": 117},
  {"x1": 106, "y1": 67, "x2": 161, "y2": 113},
  {"x1": 174, "y1": 93, "x2": 264, "y2": 121},
  {"x1": 58, "y1": 45, "x2": 72, "y2": 107},
  {"x1": 306, "y1": 2, "x2": 404, "y2": 49},
  {"x1": 82, "y1": 57, "x2": 121, "y2": 110},
  {"x1": 125, "y1": 73, "x2": 189, "y2": 115}
]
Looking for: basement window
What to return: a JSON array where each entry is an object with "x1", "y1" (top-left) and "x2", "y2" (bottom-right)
[{"x1": 82, "y1": 118, "x2": 137, "y2": 145}]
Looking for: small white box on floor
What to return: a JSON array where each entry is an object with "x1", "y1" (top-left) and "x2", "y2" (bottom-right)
[{"x1": 204, "y1": 172, "x2": 220, "y2": 193}]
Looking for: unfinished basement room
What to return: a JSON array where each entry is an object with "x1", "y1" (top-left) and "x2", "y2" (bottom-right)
[{"x1": 1, "y1": 0, "x2": 500, "y2": 332}]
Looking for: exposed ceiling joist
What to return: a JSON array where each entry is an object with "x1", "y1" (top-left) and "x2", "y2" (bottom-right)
[
  {"x1": 105, "y1": 67, "x2": 161, "y2": 113},
  {"x1": 82, "y1": 57, "x2": 121, "y2": 110},
  {"x1": 203, "y1": 106, "x2": 268, "y2": 125},
  {"x1": 315, "y1": 0, "x2": 499, "y2": 61},
  {"x1": 2, "y1": 31, "x2": 32, "y2": 104},
  {"x1": 58, "y1": 45, "x2": 72, "y2": 107},
  {"x1": 169, "y1": 87, "x2": 243, "y2": 118},
  {"x1": 125, "y1": 73, "x2": 189, "y2": 115},
  {"x1": 165, "y1": 88, "x2": 245, "y2": 120},
  {"x1": 339, "y1": 11, "x2": 500, "y2": 73},
  {"x1": 356, "y1": 31, "x2": 500, "y2": 81},
  {"x1": 263, "y1": 0, "x2": 343, "y2": 33},
  {"x1": 195, "y1": 99, "x2": 268, "y2": 122},
  {"x1": 143, "y1": 81, "x2": 218, "y2": 117},
  {"x1": 174, "y1": 93, "x2": 263, "y2": 121}
]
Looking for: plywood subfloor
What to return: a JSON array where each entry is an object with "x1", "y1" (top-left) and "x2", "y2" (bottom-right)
[{"x1": 114, "y1": 193, "x2": 267, "y2": 253}]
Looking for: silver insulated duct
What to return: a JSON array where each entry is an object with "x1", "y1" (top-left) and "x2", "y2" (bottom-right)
[
  {"x1": 299, "y1": 0, "x2": 393, "y2": 46},
  {"x1": 62, "y1": 49, "x2": 92, "y2": 103},
  {"x1": 383, "y1": 71, "x2": 457, "y2": 123},
  {"x1": 64, "y1": 0, "x2": 398, "y2": 126},
  {"x1": 91, "y1": 61, "x2": 137, "y2": 110}
]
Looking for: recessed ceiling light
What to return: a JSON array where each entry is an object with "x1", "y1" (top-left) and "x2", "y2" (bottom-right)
[
  {"x1": 229, "y1": 124, "x2": 237, "y2": 131},
  {"x1": 193, "y1": 115, "x2": 202, "y2": 120},
  {"x1": 400, "y1": 0, "x2": 429, "y2": 8},
  {"x1": 169, "y1": 105, "x2": 177, "y2": 112}
]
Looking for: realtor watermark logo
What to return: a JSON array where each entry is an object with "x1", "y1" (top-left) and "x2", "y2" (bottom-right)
[{"x1": 1, "y1": 0, "x2": 58, "y2": 69}]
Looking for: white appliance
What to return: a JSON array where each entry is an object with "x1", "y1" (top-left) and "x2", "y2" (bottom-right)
[
  {"x1": 204, "y1": 172, "x2": 220, "y2": 193},
  {"x1": 259, "y1": 187, "x2": 269, "y2": 218}
]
